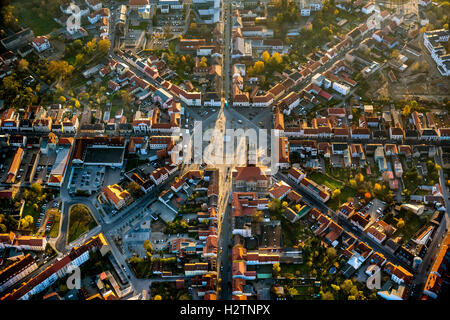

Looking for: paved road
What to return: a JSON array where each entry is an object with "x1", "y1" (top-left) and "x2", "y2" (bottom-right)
[{"x1": 411, "y1": 147, "x2": 450, "y2": 298}]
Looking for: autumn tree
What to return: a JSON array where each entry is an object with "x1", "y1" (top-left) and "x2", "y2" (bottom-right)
[
  {"x1": 340, "y1": 279, "x2": 353, "y2": 293},
  {"x1": 18, "y1": 59, "x2": 29, "y2": 71},
  {"x1": 98, "y1": 38, "x2": 111, "y2": 55},
  {"x1": 30, "y1": 183, "x2": 43, "y2": 197},
  {"x1": 332, "y1": 189, "x2": 341, "y2": 199},
  {"x1": 48, "y1": 60, "x2": 74, "y2": 80},
  {"x1": 270, "y1": 52, "x2": 283, "y2": 66},
  {"x1": 288, "y1": 287, "x2": 298, "y2": 296},
  {"x1": 20, "y1": 215, "x2": 34, "y2": 229},
  {"x1": 262, "y1": 51, "x2": 270, "y2": 63},
  {"x1": 321, "y1": 291, "x2": 334, "y2": 300},
  {"x1": 253, "y1": 210, "x2": 264, "y2": 223},
  {"x1": 199, "y1": 56, "x2": 207, "y2": 68},
  {"x1": 143, "y1": 239, "x2": 153, "y2": 258},
  {"x1": 356, "y1": 173, "x2": 364, "y2": 184},
  {"x1": 253, "y1": 60, "x2": 265, "y2": 74},
  {"x1": 127, "y1": 181, "x2": 143, "y2": 198},
  {"x1": 326, "y1": 247, "x2": 337, "y2": 259},
  {"x1": 374, "y1": 183, "x2": 382, "y2": 193},
  {"x1": 86, "y1": 38, "x2": 97, "y2": 54},
  {"x1": 75, "y1": 53, "x2": 85, "y2": 66},
  {"x1": 268, "y1": 198, "x2": 282, "y2": 214},
  {"x1": 273, "y1": 263, "x2": 281, "y2": 276},
  {"x1": 396, "y1": 218, "x2": 405, "y2": 229},
  {"x1": 391, "y1": 49, "x2": 400, "y2": 59}
]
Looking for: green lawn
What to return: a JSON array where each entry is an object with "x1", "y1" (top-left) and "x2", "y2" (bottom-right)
[
  {"x1": 68, "y1": 205, "x2": 97, "y2": 243},
  {"x1": 383, "y1": 210, "x2": 431, "y2": 242},
  {"x1": 280, "y1": 263, "x2": 310, "y2": 277},
  {"x1": 309, "y1": 172, "x2": 343, "y2": 190},
  {"x1": 12, "y1": 2, "x2": 60, "y2": 35},
  {"x1": 22, "y1": 203, "x2": 39, "y2": 225},
  {"x1": 129, "y1": 22, "x2": 149, "y2": 31},
  {"x1": 327, "y1": 186, "x2": 357, "y2": 210},
  {"x1": 48, "y1": 209, "x2": 61, "y2": 238},
  {"x1": 129, "y1": 258, "x2": 153, "y2": 278},
  {"x1": 280, "y1": 219, "x2": 310, "y2": 247}
]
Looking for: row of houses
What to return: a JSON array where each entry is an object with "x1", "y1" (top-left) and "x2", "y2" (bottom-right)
[
  {"x1": 1, "y1": 234, "x2": 110, "y2": 300},
  {"x1": 308, "y1": 208, "x2": 413, "y2": 288},
  {"x1": 0, "y1": 232, "x2": 47, "y2": 251},
  {"x1": 274, "y1": 107, "x2": 450, "y2": 142}
]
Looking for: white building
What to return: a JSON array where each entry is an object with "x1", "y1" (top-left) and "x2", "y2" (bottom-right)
[
  {"x1": 332, "y1": 82, "x2": 350, "y2": 96},
  {"x1": 299, "y1": 0, "x2": 322, "y2": 16},
  {"x1": 193, "y1": 0, "x2": 220, "y2": 24},
  {"x1": 362, "y1": 2, "x2": 376, "y2": 14},
  {"x1": 85, "y1": 0, "x2": 102, "y2": 10},
  {"x1": 32, "y1": 36, "x2": 50, "y2": 53},
  {"x1": 423, "y1": 29, "x2": 450, "y2": 76}
]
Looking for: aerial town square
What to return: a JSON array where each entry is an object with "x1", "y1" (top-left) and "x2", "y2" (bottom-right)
[{"x1": 0, "y1": 0, "x2": 448, "y2": 304}]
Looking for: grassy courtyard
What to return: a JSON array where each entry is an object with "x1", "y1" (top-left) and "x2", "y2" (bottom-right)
[
  {"x1": 309, "y1": 172, "x2": 343, "y2": 190},
  {"x1": 48, "y1": 209, "x2": 61, "y2": 238},
  {"x1": 383, "y1": 209, "x2": 432, "y2": 242},
  {"x1": 327, "y1": 186, "x2": 357, "y2": 210},
  {"x1": 68, "y1": 204, "x2": 97, "y2": 243},
  {"x1": 12, "y1": 0, "x2": 60, "y2": 35}
]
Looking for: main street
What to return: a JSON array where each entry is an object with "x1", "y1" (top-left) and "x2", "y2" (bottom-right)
[{"x1": 411, "y1": 147, "x2": 449, "y2": 298}]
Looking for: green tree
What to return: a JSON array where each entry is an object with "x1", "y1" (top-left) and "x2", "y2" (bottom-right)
[{"x1": 70, "y1": 205, "x2": 91, "y2": 231}]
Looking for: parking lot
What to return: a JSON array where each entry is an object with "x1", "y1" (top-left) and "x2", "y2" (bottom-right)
[
  {"x1": 156, "y1": 12, "x2": 185, "y2": 34},
  {"x1": 35, "y1": 152, "x2": 56, "y2": 184},
  {"x1": 359, "y1": 198, "x2": 387, "y2": 222},
  {"x1": 233, "y1": 107, "x2": 274, "y2": 129},
  {"x1": 0, "y1": 147, "x2": 49, "y2": 185},
  {"x1": 68, "y1": 166, "x2": 105, "y2": 195},
  {"x1": 36, "y1": 201, "x2": 60, "y2": 235}
]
